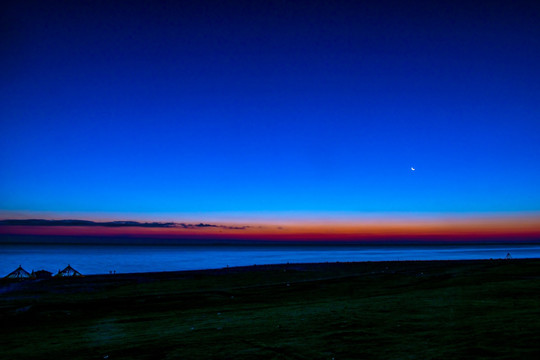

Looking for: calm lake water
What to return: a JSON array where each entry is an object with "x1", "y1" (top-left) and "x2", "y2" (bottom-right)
[{"x1": 2, "y1": 244, "x2": 540, "y2": 276}]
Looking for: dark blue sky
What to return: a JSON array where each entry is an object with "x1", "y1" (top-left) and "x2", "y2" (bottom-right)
[{"x1": 1, "y1": 0, "x2": 539, "y2": 218}]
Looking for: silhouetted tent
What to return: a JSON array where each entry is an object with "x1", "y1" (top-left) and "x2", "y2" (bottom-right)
[
  {"x1": 56, "y1": 265, "x2": 83, "y2": 277},
  {"x1": 33, "y1": 270, "x2": 53, "y2": 279},
  {"x1": 506, "y1": 252, "x2": 512, "y2": 260},
  {"x1": 5, "y1": 265, "x2": 31, "y2": 280}
]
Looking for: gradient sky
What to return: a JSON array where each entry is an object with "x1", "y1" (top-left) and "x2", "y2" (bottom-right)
[{"x1": 1, "y1": 1, "x2": 540, "y2": 229}]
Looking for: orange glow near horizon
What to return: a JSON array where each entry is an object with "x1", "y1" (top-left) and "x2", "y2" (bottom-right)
[{"x1": 1, "y1": 212, "x2": 540, "y2": 243}]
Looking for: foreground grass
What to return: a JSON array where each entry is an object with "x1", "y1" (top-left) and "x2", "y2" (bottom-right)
[{"x1": 1, "y1": 259, "x2": 540, "y2": 359}]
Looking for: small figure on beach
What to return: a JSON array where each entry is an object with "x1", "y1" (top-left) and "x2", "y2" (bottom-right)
[{"x1": 506, "y1": 252, "x2": 512, "y2": 260}]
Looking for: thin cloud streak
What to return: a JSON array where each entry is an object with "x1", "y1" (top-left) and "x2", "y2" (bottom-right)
[{"x1": 0, "y1": 219, "x2": 250, "y2": 230}]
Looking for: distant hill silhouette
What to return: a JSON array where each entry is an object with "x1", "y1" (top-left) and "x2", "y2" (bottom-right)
[{"x1": 0, "y1": 219, "x2": 176, "y2": 228}]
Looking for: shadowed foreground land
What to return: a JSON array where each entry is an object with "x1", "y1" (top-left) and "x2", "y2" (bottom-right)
[{"x1": 1, "y1": 260, "x2": 540, "y2": 359}]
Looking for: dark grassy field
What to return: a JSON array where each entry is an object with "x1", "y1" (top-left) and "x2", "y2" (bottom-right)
[{"x1": 1, "y1": 259, "x2": 540, "y2": 359}]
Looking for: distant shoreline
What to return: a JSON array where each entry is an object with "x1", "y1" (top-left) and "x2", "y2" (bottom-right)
[{"x1": 3, "y1": 240, "x2": 536, "y2": 277}]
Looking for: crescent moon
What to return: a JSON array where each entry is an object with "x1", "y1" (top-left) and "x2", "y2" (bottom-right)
[{"x1": 411, "y1": 167, "x2": 415, "y2": 171}]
